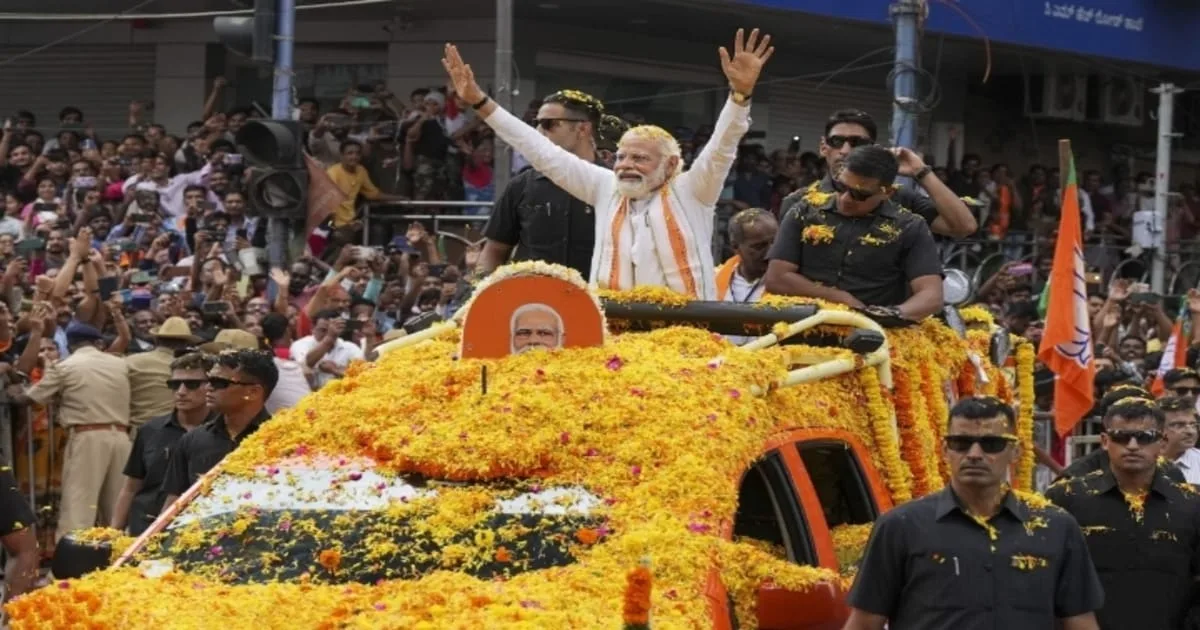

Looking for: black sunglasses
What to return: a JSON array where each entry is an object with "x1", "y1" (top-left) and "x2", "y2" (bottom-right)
[
  {"x1": 825, "y1": 134, "x2": 872, "y2": 150},
  {"x1": 832, "y1": 177, "x2": 882, "y2": 202},
  {"x1": 944, "y1": 434, "x2": 1016, "y2": 454},
  {"x1": 208, "y1": 376, "x2": 259, "y2": 390},
  {"x1": 535, "y1": 118, "x2": 586, "y2": 131},
  {"x1": 166, "y1": 378, "x2": 206, "y2": 391},
  {"x1": 1171, "y1": 386, "x2": 1200, "y2": 396},
  {"x1": 1105, "y1": 429, "x2": 1163, "y2": 446}
]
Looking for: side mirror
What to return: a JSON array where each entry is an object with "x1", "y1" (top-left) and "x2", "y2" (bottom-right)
[
  {"x1": 756, "y1": 580, "x2": 849, "y2": 630},
  {"x1": 51, "y1": 530, "x2": 114, "y2": 579},
  {"x1": 942, "y1": 268, "x2": 973, "y2": 306}
]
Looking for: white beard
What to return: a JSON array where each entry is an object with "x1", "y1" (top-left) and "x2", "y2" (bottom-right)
[{"x1": 614, "y1": 161, "x2": 669, "y2": 200}]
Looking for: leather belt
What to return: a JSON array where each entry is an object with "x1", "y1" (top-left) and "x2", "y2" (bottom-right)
[{"x1": 68, "y1": 424, "x2": 127, "y2": 433}]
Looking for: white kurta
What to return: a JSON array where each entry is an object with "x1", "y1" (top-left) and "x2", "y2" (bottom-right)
[{"x1": 484, "y1": 96, "x2": 751, "y2": 300}]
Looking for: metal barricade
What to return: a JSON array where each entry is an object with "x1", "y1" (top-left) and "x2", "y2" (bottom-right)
[
  {"x1": 362, "y1": 200, "x2": 495, "y2": 247},
  {"x1": 1064, "y1": 434, "x2": 1101, "y2": 467}
]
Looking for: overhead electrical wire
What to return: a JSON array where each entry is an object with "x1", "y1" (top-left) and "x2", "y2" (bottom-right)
[
  {"x1": 0, "y1": 0, "x2": 393, "y2": 21},
  {"x1": 0, "y1": 0, "x2": 162, "y2": 68}
]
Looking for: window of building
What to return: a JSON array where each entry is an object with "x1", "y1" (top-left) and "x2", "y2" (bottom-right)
[
  {"x1": 733, "y1": 451, "x2": 815, "y2": 565},
  {"x1": 796, "y1": 440, "x2": 878, "y2": 528}
]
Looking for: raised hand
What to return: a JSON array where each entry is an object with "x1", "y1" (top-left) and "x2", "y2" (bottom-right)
[
  {"x1": 441, "y1": 44, "x2": 487, "y2": 105},
  {"x1": 718, "y1": 28, "x2": 774, "y2": 96}
]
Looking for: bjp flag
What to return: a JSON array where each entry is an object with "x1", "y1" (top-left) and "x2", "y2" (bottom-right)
[
  {"x1": 1037, "y1": 144, "x2": 1095, "y2": 437},
  {"x1": 1149, "y1": 303, "x2": 1189, "y2": 396}
]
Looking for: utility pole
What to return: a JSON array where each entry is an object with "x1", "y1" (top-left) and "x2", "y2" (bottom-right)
[
  {"x1": 889, "y1": 0, "x2": 922, "y2": 152},
  {"x1": 268, "y1": 0, "x2": 296, "y2": 267},
  {"x1": 271, "y1": 0, "x2": 295, "y2": 119},
  {"x1": 1150, "y1": 82, "x2": 1182, "y2": 293},
  {"x1": 493, "y1": 0, "x2": 514, "y2": 194}
]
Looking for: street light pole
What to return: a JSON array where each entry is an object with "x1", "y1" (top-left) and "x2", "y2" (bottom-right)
[
  {"x1": 889, "y1": 0, "x2": 921, "y2": 151},
  {"x1": 493, "y1": 0, "x2": 514, "y2": 193},
  {"x1": 1150, "y1": 82, "x2": 1182, "y2": 293},
  {"x1": 268, "y1": 0, "x2": 296, "y2": 267}
]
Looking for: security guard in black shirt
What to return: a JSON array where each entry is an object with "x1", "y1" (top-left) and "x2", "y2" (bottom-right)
[
  {"x1": 1047, "y1": 398, "x2": 1200, "y2": 630},
  {"x1": 480, "y1": 90, "x2": 626, "y2": 280},
  {"x1": 765, "y1": 145, "x2": 944, "y2": 320},
  {"x1": 780, "y1": 108, "x2": 976, "y2": 238},
  {"x1": 846, "y1": 397, "x2": 1104, "y2": 630}
]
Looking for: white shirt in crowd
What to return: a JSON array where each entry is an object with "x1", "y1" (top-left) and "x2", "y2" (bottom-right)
[
  {"x1": 723, "y1": 270, "x2": 765, "y2": 346},
  {"x1": 1175, "y1": 447, "x2": 1200, "y2": 485},
  {"x1": 289, "y1": 335, "x2": 364, "y2": 389},
  {"x1": 266, "y1": 357, "x2": 312, "y2": 414}
]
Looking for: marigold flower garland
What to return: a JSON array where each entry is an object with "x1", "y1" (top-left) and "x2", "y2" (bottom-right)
[
  {"x1": 889, "y1": 366, "x2": 932, "y2": 496},
  {"x1": 1014, "y1": 341, "x2": 1037, "y2": 491},
  {"x1": 623, "y1": 560, "x2": 652, "y2": 629},
  {"x1": 857, "y1": 367, "x2": 913, "y2": 502}
]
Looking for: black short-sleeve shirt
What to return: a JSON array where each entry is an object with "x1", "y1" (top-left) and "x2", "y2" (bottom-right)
[
  {"x1": 767, "y1": 184, "x2": 943, "y2": 307},
  {"x1": 0, "y1": 468, "x2": 34, "y2": 537},
  {"x1": 1046, "y1": 469, "x2": 1200, "y2": 630},
  {"x1": 123, "y1": 411, "x2": 216, "y2": 534},
  {"x1": 483, "y1": 164, "x2": 601, "y2": 280},
  {"x1": 161, "y1": 409, "x2": 269, "y2": 499},
  {"x1": 848, "y1": 487, "x2": 1104, "y2": 629}
]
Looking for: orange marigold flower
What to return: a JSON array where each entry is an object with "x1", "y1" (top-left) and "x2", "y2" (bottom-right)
[
  {"x1": 576, "y1": 528, "x2": 600, "y2": 545},
  {"x1": 317, "y1": 549, "x2": 342, "y2": 573},
  {"x1": 494, "y1": 546, "x2": 512, "y2": 563},
  {"x1": 622, "y1": 564, "x2": 652, "y2": 626}
]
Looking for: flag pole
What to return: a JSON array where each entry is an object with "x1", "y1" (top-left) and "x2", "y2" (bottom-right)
[{"x1": 1058, "y1": 139, "x2": 1071, "y2": 194}]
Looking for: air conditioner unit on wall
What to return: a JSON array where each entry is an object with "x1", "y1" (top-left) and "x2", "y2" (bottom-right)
[
  {"x1": 1099, "y1": 76, "x2": 1144, "y2": 126},
  {"x1": 1025, "y1": 68, "x2": 1087, "y2": 121}
]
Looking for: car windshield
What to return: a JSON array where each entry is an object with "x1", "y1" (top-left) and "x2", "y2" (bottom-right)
[{"x1": 143, "y1": 466, "x2": 610, "y2": 585}]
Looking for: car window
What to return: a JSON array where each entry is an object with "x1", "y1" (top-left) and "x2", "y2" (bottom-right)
[{"x1": 732, "y1": 451, "x2": 815, "y2": 565}]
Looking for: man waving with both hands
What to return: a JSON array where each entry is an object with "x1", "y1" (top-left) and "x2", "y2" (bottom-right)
[{"x1": 441, "y1": 28, "x2": 773, "y2": 300}]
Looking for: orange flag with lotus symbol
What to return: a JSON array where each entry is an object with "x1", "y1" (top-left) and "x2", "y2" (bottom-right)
[{"x1": 1037, "y1": 143, "x2": 1095, "y2": 437}]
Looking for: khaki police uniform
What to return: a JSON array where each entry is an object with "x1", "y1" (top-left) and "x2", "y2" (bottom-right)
[{"x1": 26, "y1": 345, "x2": 132, "y2": 541}]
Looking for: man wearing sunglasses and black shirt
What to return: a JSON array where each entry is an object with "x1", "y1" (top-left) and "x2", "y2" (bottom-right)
[
  {"x1": 1047, "y1": 397, "x2": 1200, "y2": 630},
  {"x1": 846, "y1": 396, "x2": 1103, "y2": 630},
  {"x1": 160, "y1": 349, "x2": 277, "y2": 513},
  {"x1": 1164, "y1": 367, "x2": 1200, "y2": 399},
  {"x1": 782, "y1": 109, "x2": 976, "y2": 238},
  {"x1": 765, "y1": 144, "x2": 944, "y2": 321},
  {"x1": 479, "y1": 90, "x2": 608, "y2": 280},
  {"x1": 112, "y1": 352, "x2": 216, "y2": 535}
]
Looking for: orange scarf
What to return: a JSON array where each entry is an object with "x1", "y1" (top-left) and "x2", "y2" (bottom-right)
[{"x1": 606, "y1": 186, "x2": 699, "y2": 297}]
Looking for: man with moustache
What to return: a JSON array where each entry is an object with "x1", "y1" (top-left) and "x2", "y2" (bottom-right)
[
  {"x1": 1047, "y1": 397, "x2": 1200, "y2": 630},
  {"x1": 509, "y1": 303, "x2": 564, "y2": 354},
  {"x1": 445, "y1": 28, "x2": 774, "y2": 298},
  {"x1": 846, "y1": 396, "x2": 1103, "y2": 629}
]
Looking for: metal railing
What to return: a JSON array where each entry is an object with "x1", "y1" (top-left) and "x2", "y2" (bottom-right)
[{"x1": 362, "y1": 200, "x2": 494, "y2": 246}]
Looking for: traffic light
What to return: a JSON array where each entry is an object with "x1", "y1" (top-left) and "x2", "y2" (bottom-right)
[
  {"x1": 213, "y1": 0, "x2": 276, "y2": 64},
  {"x1": 236, "y1": 120, "x2": 308, "y2": 220}
]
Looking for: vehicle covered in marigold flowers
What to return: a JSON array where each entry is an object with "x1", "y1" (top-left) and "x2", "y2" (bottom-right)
[{"x1": 6, "y1": 263, "x2": 1037, "y2": 630}]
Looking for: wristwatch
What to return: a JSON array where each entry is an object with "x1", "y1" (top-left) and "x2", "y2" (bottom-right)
[
  {"x1": 730, "y1": 89, "x2": 752, "y2": 105},
  {"x1": 471, "y1": 96, "x2": 491, "y2": 110},
  {"x1": 913, "y1": 165, "x2": 934, "y2": 181}
]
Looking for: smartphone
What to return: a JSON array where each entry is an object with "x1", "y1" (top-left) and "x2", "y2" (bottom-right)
[
  {"x1": 130, "y1": 271, "x2": 152, "y2": 285},
  {"x1": 118, "y1": 240, "x2": 139, "y2": 253},
  {"x1": 98, "y1": 276, "x2": 119, "y2": 301},
  {"x1": 199, "y1": 201, "x2": 217, "y2": 212},
  {"x1": 225, "y1": 153, "x2": 242, "y2": 165},
  {"x1": 1130, "y1": 292, "x2": 1161, "y2": 304},
  {"x1": 73, "y1": 176, "x2": 97, "y2": 189},
  {"x1": 202, "y1": 300, "x2": 230, "y2": 315},
  {"x1": 81, "y1": 138, "x2": 96, "y2": 151},
  {"x1": 351, "y1": 96, "x2": 372, "y2": 109},
  {"x1": 1007, "y1": 263, "x2": 1034, "y2": 276},
  {"x1": 427, "y1": 263, "x2": 447, "y2": 278},
  {"x1": 16, "y1": 237, "x2": 44, "y2": 255},
  {"x1": 788, "y1": 136, "x2": 801, "y2": 153},
  {"x1": 118, "y1": 289, "x2": 132, "y2": 304},
  {"x1": 32, "y1": 202, "x2": 53, "y2": 214}
]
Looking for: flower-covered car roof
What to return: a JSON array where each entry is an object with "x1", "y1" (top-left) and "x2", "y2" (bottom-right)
[{"x1": 6, "y1": 282, "x2": 1035, "y2": 629}]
